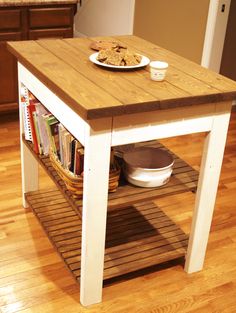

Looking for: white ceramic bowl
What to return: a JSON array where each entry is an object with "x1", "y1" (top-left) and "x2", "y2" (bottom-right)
[{"x1": 123, "y1": 147, "x2": 174, "y2": 188}]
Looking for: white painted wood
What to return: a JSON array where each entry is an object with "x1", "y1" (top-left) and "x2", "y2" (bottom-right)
[
  {"x1": 80, "y1": 118, "x2": 112, "y2": 306},
  {"x1": 208, "y1": 0, "x2": 231, "y2": 72},
  {"x1": 201, "y1": 0, "x2": 231, "y2": 71},
  {"x1": 127, "y1": 0, "x2": 135, "y2": 34},
  {"x1": 18, "y1": 69, "x2": 39, "y2": 208},
  {"x1": 20, "y1": 143, "x2": 39, "y2": 208},
  {"x1": 185, "y1": 101, "x2": 232, "y2": 273},
  {"x1": 201, "y1": 0, "x2": 219, "y2": 68},
  {"x1": 112, "y1": 104, "x2": 215, "y2": 146},
  {"x1": 18, "y1": 63, "x2": 87, "y2": 146}
]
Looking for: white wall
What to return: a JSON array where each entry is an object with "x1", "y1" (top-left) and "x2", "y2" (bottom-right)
[{"x1": 74, "y1": 0, "x2": 135, "y2": 37}]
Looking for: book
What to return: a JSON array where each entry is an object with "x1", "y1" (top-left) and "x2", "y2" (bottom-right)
[
  {"x1": 69, "y1": 139, "x2": 76, "y2": 172},
  {"x1": 74, "y1": 145, "x2": 84, "y2": 175},
  {"x1": 20, "y1": 86, "x2": 86, "y2": 175},
  {"x1": 63, "y1": 131, "x2": 73, "y2": 170},
  {"x1": 33, "y1": 111, "x2": 43, "y2": 155},
  {"x1": 20, "y1": 84, "x2": 32, "y2": 142},
  {"x1": 27, "y1": 97, "x2": 39, "y2": 154},
  {"x1": 74, "y1": 141, "x2": 84, "y2": 175},
  {"x1": 43, "y1": 114, "x2": 59, "y2": 156},
  {"x1": 58, "y1": 123, "x2": 66, "y2": 165},
  {"x1": 50, "y1": 120, "x2": 60, "y2": 157},
  {"x1": 35, "y1": 102, "x2": 50, "y2": 155}
]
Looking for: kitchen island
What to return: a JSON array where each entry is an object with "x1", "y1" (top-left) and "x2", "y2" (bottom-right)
[{"x1": 7, "y1": 35, "x2": 236, "y2": 306}]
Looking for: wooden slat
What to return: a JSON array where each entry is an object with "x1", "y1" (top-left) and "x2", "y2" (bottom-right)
[
  {"x1": 113, "y1": 35, "x2": 236, "y2": 96},
  {"x1": 23, "y1": 138, "x2": 198, "y2": 212},
  {"x1": 25, "y1": 189, "x2": 188, "y2": 281},
  {"x1": 106, "y1": 141, "x2": 198, "y2": 208},
  {"x1": 7, "y1": 40, "x2": 122, "y2": 120},
  {"x1": 7, "y1": 36, "x2": 236, "y2": 119},
  {"x1": 37, "y1": 38, "x2": 157, "y2": 107},
  {"x1": 23, "y1": 137, "x2": 82, "y2": 217}
]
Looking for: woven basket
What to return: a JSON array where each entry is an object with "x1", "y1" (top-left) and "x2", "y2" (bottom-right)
[{"x1": 50, "y1": 153, "x2": 120, "y2": 198}]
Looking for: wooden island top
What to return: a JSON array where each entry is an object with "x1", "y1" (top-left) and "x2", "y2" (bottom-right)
[{"x1": 7, "y1": 35, "x2": 236, "y2": 120}]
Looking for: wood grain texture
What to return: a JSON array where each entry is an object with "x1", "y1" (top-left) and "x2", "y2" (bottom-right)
[
  {"x1": 23, "y1": 138, "x2": 198, "y2": 212},
  {"x1": 7, "y1": 36, "x2": 236, "y2": 119},
  {"x1": 1, "y1": 112, "x2": 236, "y2": 312},
  {"x1": 25, "y1": 190, "x2": 188, "y2": 281}
]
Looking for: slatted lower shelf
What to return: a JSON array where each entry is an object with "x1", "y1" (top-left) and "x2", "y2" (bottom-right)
[
  {"x1": 23, "y1": 138, "x2": 199, "y2": 215},
  {"x1": 26, "y1": 189, "x2": 188, "y2": 281}
]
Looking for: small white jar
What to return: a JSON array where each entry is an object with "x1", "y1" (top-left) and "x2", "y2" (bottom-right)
[{"x1": 150, "y1": 61, "x2": 168, "y2": 81}]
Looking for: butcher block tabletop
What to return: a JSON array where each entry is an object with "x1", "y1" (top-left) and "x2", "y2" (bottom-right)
[{"x1": 7, "y1": 35, "x2": 236, "y2": 120}]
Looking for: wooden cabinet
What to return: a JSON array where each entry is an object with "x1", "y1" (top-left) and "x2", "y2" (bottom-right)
[
  {"x1": 0, "y1": 9, "x2": 22, "y2": 30},
  {"x1": 0, "y1": 3, "x2": 77, "y2": 114},
  {"x1": 0, "y1": 8, "x2": 24, "y2": 111}
]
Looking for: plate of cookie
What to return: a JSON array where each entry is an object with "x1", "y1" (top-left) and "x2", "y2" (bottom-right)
[{"x1": 89, "y1": 50, "x2": 150, "y2": 70}]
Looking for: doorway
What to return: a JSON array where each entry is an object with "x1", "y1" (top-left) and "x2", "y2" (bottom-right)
[
  {"x1": 220, "y1": 0, "x2": 236, "y2": 80},
  {"x1": 201, "y1": 0, "x2": 230, "y2": 72}
]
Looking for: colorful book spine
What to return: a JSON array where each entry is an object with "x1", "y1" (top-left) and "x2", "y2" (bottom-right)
[
  {"x1": 33, "y1": 111, "x2": 43, "y2": 155},
  {"x1": 20, "y1": 84, "x2": 32, "y2": 142},
  {"x1": 42, "y1": 114, "x2": 59, "y2": 156},
  {"x1": 35, "y1": 103, "x2": 50, "y2": 156},
  {"x1": 73, "y1": 141, "x2": 84, "y2": 175},
  {"x1": 27, "y1": 100, "x2": 39, "y2": 154},
  {"x1": 21, "y1": 86, "x2": 85, "y2": 176},
  {"x1": 63, "y1": 131, "x2": 73, "y2": 170},
  {"x1": 69, "y1": 139, "x2": 76, "y2": 172}
]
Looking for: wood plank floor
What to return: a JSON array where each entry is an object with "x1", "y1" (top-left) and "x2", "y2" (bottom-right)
[{"x1": 1, "y1": 112, "x2": 236, "y2": 312}]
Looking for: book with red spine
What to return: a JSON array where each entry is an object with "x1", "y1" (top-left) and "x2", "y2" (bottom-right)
[{"x1": 27, "y1": 94, "x2": 39, "y2": 154}]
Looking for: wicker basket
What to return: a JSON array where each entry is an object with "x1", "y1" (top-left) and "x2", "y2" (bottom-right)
[{"x1": 50, "y1": 153, "x2": 120, "y2": 198}]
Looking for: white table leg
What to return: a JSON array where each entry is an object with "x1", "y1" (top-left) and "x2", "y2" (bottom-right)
[
  {"x1": 20, "y1": 143, "x2": 39, "y2": 208},
  {"x1": 80, "y1": 118, "x2": 112, "y2": 306},
  {"x1": 185, "y1": 102, "x2": 232, "y2": 273},
  {"x1": 18, "y1": 82, "x2": 39, "y2": 208}
]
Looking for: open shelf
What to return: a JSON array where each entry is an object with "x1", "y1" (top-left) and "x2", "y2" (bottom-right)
[
  {"x1": 24, "y1": 137, "x2": 194, "y2": 281},
  {"x1": 23, "y1": 138, "x2": 199, "y2": 215},
  {"x1": 25, "y1": 189, "x2": 188, "y2": 281}
]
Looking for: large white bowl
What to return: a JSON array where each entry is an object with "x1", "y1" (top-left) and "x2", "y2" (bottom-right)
[{"x1": 123, "y1": 147, "x2": 174, "y2": 188}]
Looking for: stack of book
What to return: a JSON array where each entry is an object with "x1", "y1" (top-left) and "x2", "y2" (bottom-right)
[{"x1": 20, "y1": 84, "x2": 84, "y2": 176}]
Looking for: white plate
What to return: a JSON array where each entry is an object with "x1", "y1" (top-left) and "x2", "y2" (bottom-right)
[{"x1": 89, "y1": 52, "x2": 150, "y2": 69}]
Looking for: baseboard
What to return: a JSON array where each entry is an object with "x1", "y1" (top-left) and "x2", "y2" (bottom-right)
[
  {"x1": 0, "y1": 110, "x2": 19, "y2": 122},
  {"x1": 74, "y1": 29, "x2": 87, "y2": 38},
  {"x1": 232, "y1": 103, "x2": 236, "y2": 112},
  {"x1": 0, "y1": 102, "x2": 18, "y2": 114}
]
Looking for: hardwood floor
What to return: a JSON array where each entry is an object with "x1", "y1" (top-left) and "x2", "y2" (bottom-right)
[{"x1": 0, "y1": 112, "x2": 236, "y2": 313}]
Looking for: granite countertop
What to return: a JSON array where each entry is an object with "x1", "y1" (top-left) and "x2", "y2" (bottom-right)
[{"x1": 0, "y1": 0, "x2": 78, "y2": 7}]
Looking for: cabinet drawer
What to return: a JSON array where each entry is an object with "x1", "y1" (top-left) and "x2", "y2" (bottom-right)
[
  {"x1": 0, "y1": 42, "x2": 18, "y2": 105},
  {"x1": 29, "y1": 7, "x2": 73, "y2": 29},
  {"x1": 28, "y1": 28, "x2": 73, "y2": 40},
  {"x1": 0, "y1": 32, "x2": 22, "y2": 42},
  {"x1": 0, "y1": 9, "x2": 22, "y2": 30}
]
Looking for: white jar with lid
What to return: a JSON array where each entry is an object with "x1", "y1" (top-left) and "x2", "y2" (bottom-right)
[{"x1": 149, "y1": 61, "x2": 168, "y2": 81}]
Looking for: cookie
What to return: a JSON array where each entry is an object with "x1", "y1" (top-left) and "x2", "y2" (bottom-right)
[
  {"x1": 90, "y1": 40, "x2": 127, "y2": 51},
  {"x1": 96, "y1": 48, "x2": 141, "y2": 67}
]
